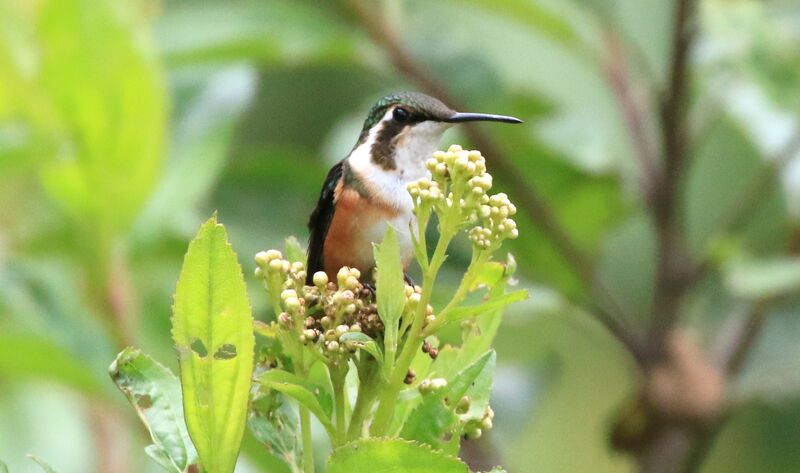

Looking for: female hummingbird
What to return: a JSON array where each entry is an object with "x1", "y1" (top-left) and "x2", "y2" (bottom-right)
[{"x1": 306, "y1": 92, "x2": 521, "y2": 284}]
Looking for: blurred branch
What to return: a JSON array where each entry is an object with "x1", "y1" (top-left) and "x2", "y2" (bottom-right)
[
  {"x1": 339, "y1": 0, "x2": 644, "y2": 360},
  {"x1": 716, "y1": 128, "x2": 800, "y2": 237},
  {"x1": 647, "y1": 0, "x2": 699, "y2": 357},
  {"x1": 720, "y1": 298, "x2": 773, "y2": 377},
  {"x1": 601, "y1": 29, "x2": 662, "y2": 200}
]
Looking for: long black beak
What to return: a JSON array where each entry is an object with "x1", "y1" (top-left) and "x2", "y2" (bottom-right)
[{"x1": 445, "y1": 112, "x2": 523, "y2": 124}]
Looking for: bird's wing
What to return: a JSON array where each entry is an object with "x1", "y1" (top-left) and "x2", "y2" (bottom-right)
[{"x1": 306, "y1": 160, "x2": 344, "y2": 283}]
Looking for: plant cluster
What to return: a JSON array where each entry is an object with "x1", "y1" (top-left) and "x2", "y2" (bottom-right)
[{"x1": 109, "y1": 145, "x2": 526, "y2": 473}]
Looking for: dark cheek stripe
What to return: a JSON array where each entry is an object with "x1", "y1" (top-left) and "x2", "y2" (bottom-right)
[{"x1": 371, "y1": 120, "x2": 407, "y2": 170}]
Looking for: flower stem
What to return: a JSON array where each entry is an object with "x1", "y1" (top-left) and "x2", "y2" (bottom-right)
[
  {"x1": 370, "y1": 227, "x2": 454, "y2": 436},
  {"x1": 347, "y1": 363, "x2": 379, "y2": 440},
  {"x1": 332, "y1": 366, "x2": 347, "y2": 446},
  {"x1": 423, "y1": 250, "x2": 489, "y2": 336}
]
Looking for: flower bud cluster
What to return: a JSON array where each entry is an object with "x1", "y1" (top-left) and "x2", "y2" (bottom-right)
[
  {"x1": 255, "y1": 252, "x2": 378, "y2": 360},
  {"x1": 408, "y1": 144, "x2": 519, "y2": 250},
  {"x1": 406, "y1": 178, "x2": 444, "y2": 206},
  {"x1": 468, "y1": 192, "x2": 518, "y2": 249},
  {"x1": 255, "y1": 249, "x2": 307, "y2": 286}
]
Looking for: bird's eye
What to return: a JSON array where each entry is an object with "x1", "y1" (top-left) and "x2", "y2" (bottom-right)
[{"x1": 393, "y1": 107, "x2": 410, "y2": 122}]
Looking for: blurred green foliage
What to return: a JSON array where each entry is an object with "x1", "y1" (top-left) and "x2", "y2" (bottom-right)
[{"x1": 1, "y1": 0, "x2": 799, "y2": 472}]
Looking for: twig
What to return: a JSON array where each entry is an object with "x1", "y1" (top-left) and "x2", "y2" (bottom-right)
[
  {"x1": 716, "y1": 128, "x2": 800, "y2": 236},
  {"x1": 601, "y1": 28, "x2": 662, "y2": 201},
  {"x1": 339, "y1": 0, "x2": 643, "y2": 360},
  {"x1": 721, "y1": 298, "x2": 774, "y2": 377}
]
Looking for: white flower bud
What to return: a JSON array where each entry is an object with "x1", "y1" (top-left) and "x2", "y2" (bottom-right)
[{"x1": 313, "y1": 271, "x2": 328, "y2": 287}]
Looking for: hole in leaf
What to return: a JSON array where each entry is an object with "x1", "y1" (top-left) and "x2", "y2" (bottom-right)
[
  {"x1": 136, "y1": 394, "x2": 153, "y2": 409},
  {"x1": 214, "y1": 344, "x2": 237, "y2": 360},
  {"x1": 191, "y1": 339, "x2": 208, "y2": 358}
]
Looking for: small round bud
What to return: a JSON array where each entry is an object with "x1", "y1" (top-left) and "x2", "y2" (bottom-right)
[
  {"x1": 456, "y1": 396, "x2": 471, "y2": 414},
  {"x1": 326, "y1": 341, "x2": 339, "y2": 352},
  {"x1": 430, "y1": 378, "x2": 448, "y2": 391},
  {"x1": 254, "y1": 267, "x2": 264, "y2": 278},
  {"x1": 465, "y1": 428, "x2": 482, "y2": 440},
  {"x1": 269, "y1": 259, "x2": 284, "y2": 272},
  {"x1": 284, "y1": 297, "x2": 301, "y2": 311},
  {"x1": 419, "y1": 379, "x2": 432, "y2": 394},
  {"x1": 404, "y1": 369, "x2": 416, "y2": 385},
  {"x1": 335, "y1": 325, "x2": 349, "y2": 337},
  {"x1": 349, "y1": 324, "x2": 362, "y2": 332},
  {"x1": 254, "y1": 251, "x2": 270, "y2": 267},
  {"x1": 481, "y1": 417, "x2": 493, "y2": 431},
  {"x1": 345, "y1": 276, "x2": 360, "y2": 290}
]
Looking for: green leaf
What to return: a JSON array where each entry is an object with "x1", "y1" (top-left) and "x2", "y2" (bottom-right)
[
  {"x1": 156, "y1": 0, "x2": 359, "y2": 66},
  {"x1": 134, "y1": 65, "x2": 257, "y2": 240},
  {"x1": 27, "y1": 455, "x2": 57, "y2": 473},
  {"x1": 596, "y1": 214, "x2": 656, "y2": 323},
  {"x1": 172, "y1": 215, "x2": 255, "y2": 473},
  {"x1": 373, "y1": 226, "x2": 406, "y2": 373},
  {"x1": 108, "y1": 347, "x2": 199, "y2": 473},
  {"x1": 284, "y1": 236, "x2": 306, "y2": 266},
  {"x1": 444, "y1": 290, "x2": 528, "y2": 323},
  {"x1": 0, "y1": 333, "x2": 104, "y2": 396},
  {"x1": 401, "y1": 351, "x2": 496, "y2": 451},
  {"x1": 327, "y1": 438, "x2": 469, "y2": 473},
  {"x1": 248, "y1": 389, "x2": 302, "y2": 473},
  {"x1": 470, "y1": 261, "x2": 507, "y2": 290},
  {"x1": 339, "y1": 332, "x2": 383, "y2": 364},
  {"x1": 454, "y1": 0, "x2": 579, "y2": 49},
  {"x1": 257, "y1": 369, "x2": 336, "y2": 439},
  {"x1": 0, "y1": 460, "x2": 8, "y2": 473},
  {"x1": 725, "y1": 258, "x2": 800, "y2": 299},
  {"x1": 35, "y1": 0, "x2": 166, "y2": 236}
]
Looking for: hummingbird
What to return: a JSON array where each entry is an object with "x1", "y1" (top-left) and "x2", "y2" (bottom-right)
[{"x1": 306, "y1": 92, "x2": 522, "y2": 285}]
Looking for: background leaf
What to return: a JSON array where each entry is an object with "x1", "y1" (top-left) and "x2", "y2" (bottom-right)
[
  {"x1": 724, "y1": 258, "x2": 800, "y2": 299},
  {"x1": 248, "y1": 389, "x2": 301, "y2": 473},
  {"x1": 108, "y1": 347, "x2": 198, "y2": 473},
  {"x1": 171, "y1": 215, "x2": 254, "y2": 473}
]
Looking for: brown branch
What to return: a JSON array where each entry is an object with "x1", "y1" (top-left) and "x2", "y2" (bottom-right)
[
  {"x1": 340, "y1": 0, "x2": 643, "y2": 360},
  {"x1": 647, "y1": 0, "x2": 699, "y2": 358}
]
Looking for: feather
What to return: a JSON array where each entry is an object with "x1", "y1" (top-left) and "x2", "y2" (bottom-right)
[{"x1": 306, "y1": 160, "x2": 344, "y2": 283}]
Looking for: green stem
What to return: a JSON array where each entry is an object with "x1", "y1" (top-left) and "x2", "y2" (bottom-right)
[
  {"x1": 370, "y1": 227, "x2": 454, "y2": 435},
  {"x1": 347, "y1": 363, "x2": 379, "y2": 440},
  {"x1": 422, "y1": 250, "x2": 489, "y2": 336},
  {"x1": 332, "y1": 366, "x2": 347, "y2": 446},
  {"x1": 297, "y1": 346, "x2": 314, "y2": 472}
]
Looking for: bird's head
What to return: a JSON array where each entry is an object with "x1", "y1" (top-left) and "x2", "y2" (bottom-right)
[{"x1": 353, "y1": 92, "x2": 522, "y2": 172}]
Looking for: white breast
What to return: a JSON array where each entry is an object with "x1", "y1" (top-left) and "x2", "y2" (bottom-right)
[{"x1": 347, "y1": 115, "x2": 450, "y2": 265}]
